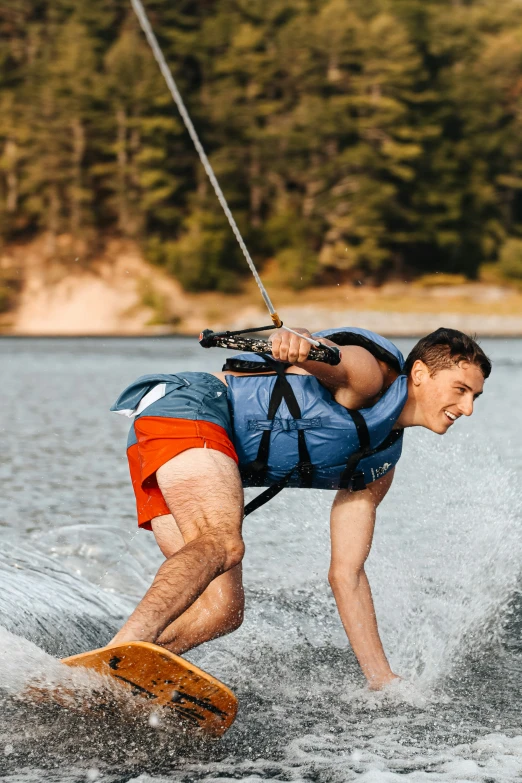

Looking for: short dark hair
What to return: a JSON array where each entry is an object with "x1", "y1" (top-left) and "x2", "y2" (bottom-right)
[{"x1": 404, "y1": 328, "x2": 492, "y2": 379}]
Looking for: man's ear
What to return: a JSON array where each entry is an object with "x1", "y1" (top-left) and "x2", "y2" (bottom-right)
[{"x1": 411, "y1": 359, "x2": 428, "y2": 387}]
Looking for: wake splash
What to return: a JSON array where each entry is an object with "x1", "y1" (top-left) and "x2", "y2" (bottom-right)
[
  {"x1": 0, "y1": 626, "x2": 63, "y2": 695},
  {"x1": 369, "y1": 431, "x2": 522, "y2": 686},
  {"x1": 0, "y1": 625, "x2": 125, "y2": 708}
]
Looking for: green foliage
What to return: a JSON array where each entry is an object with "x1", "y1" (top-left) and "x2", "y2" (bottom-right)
[
  {"x1": 146, "y1": 208, "x2": 246, "y2": 292},
  {"x1": 137, "y1": 277, "x2": 181, "y2": 325},
  {"x1": 1, "y1": 0, "x2": 522, "y2": 290},
  {"x1": 499, "y1": 238, "x2": 522, "y2": 280},
  {"x1": 0, "y1": 265, "x2": 22, "y2": 313},
  {"x1": 414, "y1": 273, "x2": 468, "y2": 287},
  {"x1": 264, "y1": 209, "x2": 318, "y2": 288}
]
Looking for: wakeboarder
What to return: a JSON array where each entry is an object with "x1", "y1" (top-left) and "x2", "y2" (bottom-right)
[{"x1": 109, "y1": 325, "x2": 490, "y2": 690}]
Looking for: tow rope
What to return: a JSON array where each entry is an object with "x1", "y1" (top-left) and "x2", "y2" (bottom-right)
[{"x1": 130, "y1": 0, "x2": 321, "y2": 348}]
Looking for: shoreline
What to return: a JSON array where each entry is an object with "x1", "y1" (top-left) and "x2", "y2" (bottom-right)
[
  {"x1": 2, "y1": 317, "x2": 522, "y2": 340},
  {"x1": 3, "y1": 305, "x2": 522, "y2": 339}
]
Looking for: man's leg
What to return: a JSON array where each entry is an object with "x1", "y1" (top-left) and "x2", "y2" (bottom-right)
[
  {"x1": 110, "y1": 447, "x2": 244, "y2": 647},
  {"x1": 148, "y1": 513, "x2": 244, "y2": 654}
]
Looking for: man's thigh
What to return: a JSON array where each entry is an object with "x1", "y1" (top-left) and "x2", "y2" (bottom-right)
[
  {"x1": 155, "y1": 447, "x2": 244, "y2": 545},
  {"x1": 151, "y1": 514, "x2": 184, "y2": 558}
]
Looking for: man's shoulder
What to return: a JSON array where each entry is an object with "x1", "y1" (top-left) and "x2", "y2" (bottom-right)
[{"x1": 339, "y1": 345, "x2": 386, "y2": 396}]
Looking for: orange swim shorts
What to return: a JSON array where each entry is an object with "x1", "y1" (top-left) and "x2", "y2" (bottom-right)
[{"x1": 127, "y1": 417, "x2": 238, "y2": 530}]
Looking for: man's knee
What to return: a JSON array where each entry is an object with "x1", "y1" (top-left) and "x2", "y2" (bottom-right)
[
  {"x1": 193, "y1": 527, "x2": 245, "y2": 572},
  {"x1": 225, "y1": 602, "x2": 244, "y2": 633},
  {"x1": 216, "y1": 584, "x2": 245, "y2": 634},
  {"x1": 221, "y1": 533, "x2": 245, "y2": 572}
]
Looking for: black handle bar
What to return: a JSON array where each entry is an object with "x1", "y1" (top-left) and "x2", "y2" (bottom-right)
[{"x1": 199, "y1": 329, "x2": 342, "y2": 366}]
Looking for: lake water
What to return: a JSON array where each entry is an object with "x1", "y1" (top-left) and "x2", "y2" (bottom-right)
[{"x1": 0, "y1": 336, "x2": 521, "y2": 783}]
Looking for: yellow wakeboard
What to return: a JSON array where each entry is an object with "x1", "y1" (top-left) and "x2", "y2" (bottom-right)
[{"x1": 61, "y1": 641, "x2": 237, "y2": 737}]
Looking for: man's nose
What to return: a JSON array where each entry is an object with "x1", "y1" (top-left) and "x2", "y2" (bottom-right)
[{"x1": 459, "y1": 396, "x2": 474, "y2": 417}]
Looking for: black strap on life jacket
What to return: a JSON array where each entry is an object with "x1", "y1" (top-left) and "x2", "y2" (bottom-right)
[
  {"x1": 340, "y1": 409, "x2": 371, "y2": 492},
  {"x1": 243, "y1": 472, "x2": 294, "y2": 517},
  {"x1": 317, "y1": 331, "x2": 403, "y2": 375},
  {"x1": 242, "y1": 355, "x2": 313, "y2": 517},
  {"x1": 338, "y1": 409, "x2": 403, "y2": 492},
  {"x1": 223, "y1": 357, "x2": 289, "y2": 373}
]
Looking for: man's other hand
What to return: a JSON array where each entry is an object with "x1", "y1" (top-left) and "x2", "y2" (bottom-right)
[{"x1": 368, "y1": 672, "x2": 401, "y2": 691}]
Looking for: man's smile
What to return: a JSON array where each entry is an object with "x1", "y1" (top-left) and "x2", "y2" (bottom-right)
[{"x1": 444, "y1": 410, "x2": 458, "y2": 423}]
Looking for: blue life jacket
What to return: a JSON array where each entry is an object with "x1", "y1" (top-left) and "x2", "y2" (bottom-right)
[{"x1": 224, "y1": 328, "x2": 407, "y2": 512}]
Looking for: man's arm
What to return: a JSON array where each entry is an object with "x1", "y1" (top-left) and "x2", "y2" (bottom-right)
[
  {"x1": 269, "y1": 326, "x2": 385, "y2": 405},
  {"x1": 329, "y1": 469, "x2": 399, "y2": 690}
]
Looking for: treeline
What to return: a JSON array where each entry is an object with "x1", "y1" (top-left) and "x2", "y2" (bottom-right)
[{"x1": 2, "y1": 0, "x2": 522, "y2": 291}]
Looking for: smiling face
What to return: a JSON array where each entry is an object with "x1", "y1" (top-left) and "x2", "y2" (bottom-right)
[{"x1": 408, "y1": 359, "x2": 485, "y2": 434}]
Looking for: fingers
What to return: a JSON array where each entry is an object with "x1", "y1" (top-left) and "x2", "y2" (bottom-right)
[
  {"x1": 270, "y1": 328, "x2": 312, "y2": 363},
  {"x1": 284, "y1": 333, "x2": 308, "y2": 363},
  {"x1": 295, "y1": 333, "x2": 312, "y2": 363},
  {"x1": 270, "y1": 330, "x2": 282, "y2": 359}
]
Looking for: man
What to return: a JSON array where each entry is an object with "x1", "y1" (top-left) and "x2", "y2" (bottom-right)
[{"x1": 109, "y1": 326, "x2": 490, "y2": 690}]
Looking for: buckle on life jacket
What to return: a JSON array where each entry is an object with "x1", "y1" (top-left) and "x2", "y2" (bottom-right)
[{"x1": 247, "y1": 417, "x2": 321, "y2": 432}]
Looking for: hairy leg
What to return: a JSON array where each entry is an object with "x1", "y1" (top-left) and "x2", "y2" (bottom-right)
[
  {"x1": 110, "y1": 448, "x2": 244, "y2": 646},
  {"x1": 150, "y1": 513, "x2": 244, "y2": 655}
]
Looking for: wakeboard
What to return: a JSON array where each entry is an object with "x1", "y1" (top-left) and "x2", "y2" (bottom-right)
[{"x1": 61, "y1": 641, "x2": 237, "y2": 737}]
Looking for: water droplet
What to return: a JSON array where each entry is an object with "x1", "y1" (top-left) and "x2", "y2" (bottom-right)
[{"x1": 149, "y1": 712, "x2": 161, "y2": 728}]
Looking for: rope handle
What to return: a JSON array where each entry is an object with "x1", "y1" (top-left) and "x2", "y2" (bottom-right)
[{"x1": 199, "y1": 329, "x2": 341, "y2": 366}]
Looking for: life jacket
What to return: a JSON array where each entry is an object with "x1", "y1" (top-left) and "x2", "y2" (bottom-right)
[{"x1": 223, "y1": 327, "x2": 408, "y2": 515}]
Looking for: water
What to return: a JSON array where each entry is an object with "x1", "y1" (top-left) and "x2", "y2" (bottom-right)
[{"x1": 0, "y1": 336, "x2": 521, "y2": 782}]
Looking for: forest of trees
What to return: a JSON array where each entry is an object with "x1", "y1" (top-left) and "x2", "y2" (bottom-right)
[{"x1": 2, "y1": 0, "x2": 522, "y2": 292}]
